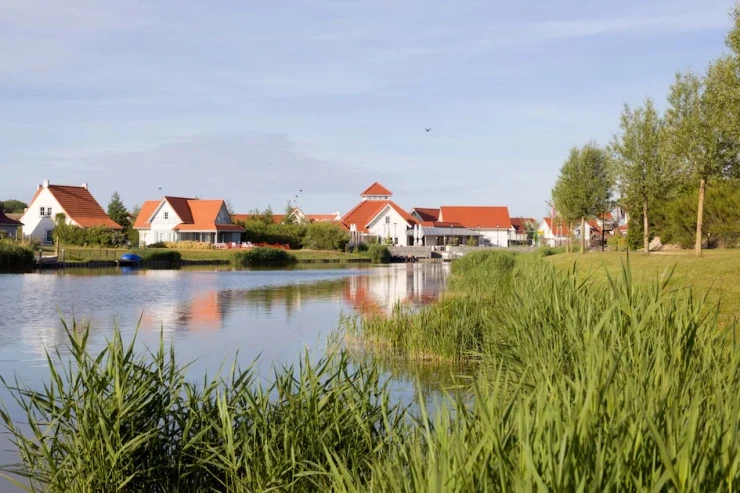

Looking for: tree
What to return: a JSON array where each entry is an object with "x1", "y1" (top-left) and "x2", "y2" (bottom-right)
[
  {"x1": 551, "y1": 143, "x2": 613, "y2": 253},
  {"x1": 130, "y1": 204, "x2": 141, "y2": 223},
  {"x1": 225, "y1": 200, "x2": 235, "y2": 215},
  {"x1": 283, "y1": 201, "x2": 297, "y2": 224},
  {"x1": 611, "y1": 98, "x2": 673, "y2": 254},
  {"x1": 0, "y1": 199, "x2": 27, "y2": 214},
  {"x1": 664, "y1": 71, "x2": 736, "y2": 256},
  {"x1": 262, "y1": 205, "x2": 274, "y2": 226},
  {"x1": 107, "y1": 192, "x2": 130, "y2": 230}
]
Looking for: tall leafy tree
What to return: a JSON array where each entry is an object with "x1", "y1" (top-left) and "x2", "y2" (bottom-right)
[
  {"x1": 107, "y1": 192, "x2": 130, "y2": 230},
  {"x1": 552, "y1": 143, "x2": 612, "y2": 253},
  {"x1": 664, "y1": 71, "x2": 736, "y2": 256},
  {"x1": 0, "y1": 199, "x2": 28, "y2": 213},
  {"x1": 611, "y1": 98, "x2": 672, "y2": 254}
]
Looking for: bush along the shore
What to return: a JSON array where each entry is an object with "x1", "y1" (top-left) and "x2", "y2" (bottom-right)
[
  {"x1": 365, "y1": 244, "x2": 392, "y2": 263},
  {"x1": 231, "y1": 247, "x2": 297, "y2": 266},
  {"x1": 132, "y1": 248, "x2": 182, "y2": 265},
  {"x1": 0, "y1": 240, "x2": 34, "y2": 271}
]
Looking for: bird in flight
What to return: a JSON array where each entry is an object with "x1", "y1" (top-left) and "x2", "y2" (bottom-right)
[{"x1": 425, "y1": 128, "x2": 431, "y2": 132}]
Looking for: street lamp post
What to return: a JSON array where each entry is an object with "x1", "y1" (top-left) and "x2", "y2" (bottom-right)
[{"x1": 496, "y1": 223, "x2": 500, "y2": 247}]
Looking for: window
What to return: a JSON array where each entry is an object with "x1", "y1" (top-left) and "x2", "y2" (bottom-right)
[
  {"x1": 45, "y1": 230, "x2": 54, "y2": 243},
  {"x1": 385, "y1": 216, "x2": 390, "y2": 224},
  {"x1": 164, "y1": 212, "x2": 169, "y2": 220},
  {"x1": 39, "y1": 207, "x2": 45, "y2": 217},
  {"x1": 47, "y1": 207, "x2": 52, "y2": 217}
]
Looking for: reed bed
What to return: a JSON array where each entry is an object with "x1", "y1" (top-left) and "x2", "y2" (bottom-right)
[{"x1": 2, "y1": 251, "x2": 739, "y2": 491}]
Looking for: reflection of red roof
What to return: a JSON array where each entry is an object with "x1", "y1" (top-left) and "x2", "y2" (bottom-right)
[
  {"x1": 188, "y1": 291, "x2": 222, "y2": 331},
  {"x1": 439, "y1": 206, "x2": 512, "y2": 229},
  {"x1": 134, "y1": 197, "x2": 245, "y2": 232},
  {"x1": 544, "y1": 217, "x2": 570, "y2": 237},
  {"x1": 511, "y1": 217, "x2": 536, "y2": 232},
  {"x1": 342, "y1": 200, "x2": 415, "y2": 233},
  {"x1": 411, "y1": 208, "x2": 440, "y2": 222},
  {"x1": 0, "y1": 210, "x2": 22, "y2": 226},
  {"x1": 361, "y1": 182, "x2": 393, "y2": 197},
  {"x1": 27, "y1": 185, "x2": 122, "y2": 229}
]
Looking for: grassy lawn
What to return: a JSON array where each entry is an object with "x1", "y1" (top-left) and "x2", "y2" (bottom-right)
[
  {"x1": 43, "y1": 246, "x2": 367, "y2": 262},
  {"x1": 546, "y1": 249, "x2": 740, "y2": 327}
]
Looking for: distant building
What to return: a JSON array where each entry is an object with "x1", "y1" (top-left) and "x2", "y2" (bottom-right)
[
  {"x1": 232, "y1": 208, "x2": 341, "y2": 225},
  {"x1": 0, "y1": 210, "x2": 22, "y2": 240},
  {"x1": 537, "y1": 217, "x2": 570, "y2": 246},
  {"x1": 133, "y1": 196, "x2": 244, "y2": 246},
  {"x1": 342, "y1": 183, "x2": 417, "y2": 246},
  {"x1": 20, "y1": 181, "x2": 121, "y2": 244},
  {"x1": 510, "y1": 217, "x2": 536, "y2": 244}
]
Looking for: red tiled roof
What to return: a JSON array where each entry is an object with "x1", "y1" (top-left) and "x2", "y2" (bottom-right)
[
  {"x1": 307, "y1": 214, "x2": 338, "y2": 222},
  {"x1": 0, "y1": 210, "x2": 22, "y2": 226},
  {"x1": 438, "y1": 206, "x2": 512, "y2": 229},
  {"x1": 341, "y1": 200, "x2": 415, "y2": 233},
  {"x1": 510, "y1": 217, "x2": 536, "y2": 232},
  {"x1": 411, "y1": 208, "x2": 440, "y2": 222},
  {"x1": 420, "y1": 221, "x2": 464, "y2": 228},
  {"x1": 360, "y1": 182, "x2": 393, "y2": 196},
  {"x1": 134, "y1": 198, "x2": 245, "y2": 232},
  {"x1": 587, "y1": 219, "x2": 601, "y2": 233},
  {"x1": 28, "y1": 185, "x2": 122, "y2": 229},
  {"x1": 544, "y1": 217, "x2": 571, "y2": 237}
]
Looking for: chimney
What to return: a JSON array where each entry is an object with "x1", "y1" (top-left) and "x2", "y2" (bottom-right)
[
  {"x1": 42, "y1": 180, "x2": 49, "y2": 189},
  {"x1": 81, "y1": 183, "x2": 88, "y2": 189}
]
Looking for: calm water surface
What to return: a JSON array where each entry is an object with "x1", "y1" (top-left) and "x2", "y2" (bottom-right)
[{"x1": 0, "y1": 263, "x2": 449, "y2": 468}]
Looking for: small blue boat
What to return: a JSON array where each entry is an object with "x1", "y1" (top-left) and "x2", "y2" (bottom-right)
[{"x1": 118, "y1": 253, "x2": 142, "y2": 267}]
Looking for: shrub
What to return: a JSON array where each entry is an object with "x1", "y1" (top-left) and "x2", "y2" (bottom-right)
[
  {"x1": 163, "y1": 241, "x2": 213, "y2": 250},
  {"x1": 148, "y1": 242, "x2": 167, "y2": 248},
  {"x1": 365, "y1": 244, "x2": 392, "y2": 263},
  {"x1": 232, "y1": 247, "x2": 297, "y2": 266},
  {"x1": 132, "y1": 249, "x2": 182, "y2": 264},
  {"x1": 0, "y1": 240, "x2": 34, "y2": 271},
  {"x1": 302, "y1": 222, "x2": 349, "y2": 251},
  {"x1": 355, "y1": 242, "x2": 369, "y2": 253}
]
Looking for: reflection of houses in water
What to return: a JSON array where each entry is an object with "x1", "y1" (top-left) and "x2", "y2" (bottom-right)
[{"x1": 343, "y1": 265, "x2": 447, "y2": 316}]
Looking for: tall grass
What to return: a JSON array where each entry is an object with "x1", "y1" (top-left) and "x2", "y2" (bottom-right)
[
  {"x1": 0, "y1": 240, "x2": 34, "y2": 272},
  {"x1": 3, "y1": 251, "x2": 740, "y2": 490}
]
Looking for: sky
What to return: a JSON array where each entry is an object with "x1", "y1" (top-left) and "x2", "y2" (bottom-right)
[{"x1": 0, "y1": 0, "x2": 734, "y2": 218}]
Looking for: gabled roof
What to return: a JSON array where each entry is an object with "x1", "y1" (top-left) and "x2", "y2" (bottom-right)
[
  {"x1": 438, "y1": 206, "x2": 513, "y2": 229},
  {"x1": 341, "y1": 200, "x2": 415, "y2": 233},
  {"x1": 307, "y1": 214, "x2": 339, "y2": 222},
  {"x1": 360, "y1": 182, "x2": 393, "y2": 197},
  {"x1": 0, "y1": 210, "x2": 22, "y2": 226},
  {"x1": 411, "y1": 208, "x2": 440, "y2": 222},
  {"x1": 511, "y1": 217, "x2": 536, "y2": 232},
  {"x1": 27, "y1": 184, "x2": 121, "y2": 229},
  {"x1": 134, "y1": 197, "x2": 244, "y2": 232},
  {"x1": 543, "y1": 217, "x2": 570, "y2": 237}
]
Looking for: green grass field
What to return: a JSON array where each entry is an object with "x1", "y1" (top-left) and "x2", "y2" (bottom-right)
[{"x1": 546, "y1": 249, "x2": 740, "y2": 326}]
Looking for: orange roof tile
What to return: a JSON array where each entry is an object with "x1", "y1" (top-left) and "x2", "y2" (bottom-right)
[
  {"x1": 510, "y1": 217, "x2": 536, "y2": 232},
  {"x1": 411, "y1": 208, "x2": 440, "y2": 222},
  {"x1": 307, "y1": 214, "x2": 338, "y2": 222},
  {"x1": 341, "y1": 200, "x2": 415, "y2": 233},
  {"x1": 134, "y1": 197, "x2": 245, "y2": 232},
  {"x1": 544, "y1": 217, "x2": 571, "y2": 237},
  {"x1": 438, "y1": 206, "x2": 512, "y2": 229},
  {"x1": 360, "y1": 182, "x2": 393, "y2": 196},
  {"x1": 29, "y1": 185, "x2": 122, "y2": 229}
]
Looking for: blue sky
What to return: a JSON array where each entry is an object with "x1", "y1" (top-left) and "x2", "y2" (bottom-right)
[{"x1": 0, "y1": 0, "x2": 734, "y2": 218}]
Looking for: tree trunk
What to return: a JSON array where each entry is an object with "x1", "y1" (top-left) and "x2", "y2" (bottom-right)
[
  {"x1": 643, "y1": 199, "x2": 649, "y2": 255},
  {"x1": 695, "y1": 177, "x2": 706, "y2": 257},
  {"x1": 580, "y1": 217, "x2": 586, "y2": 254}
]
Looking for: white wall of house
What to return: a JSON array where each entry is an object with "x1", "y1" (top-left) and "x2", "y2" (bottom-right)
[
  {"x1": 366, "y1": 206, "x2": 412, "y2": 246},
  {"x1": 479, "y1": 228, "x2": 514, "y2": 247},
  {"x1": 537, "y1": 219, "x2": 568, "y2": 247},
  {"x1": 144, "y1": 201, "x2": 181, "y2": 245},
  {"x1": 20, "y1": 187, "x2": 72, "y2": 243}
]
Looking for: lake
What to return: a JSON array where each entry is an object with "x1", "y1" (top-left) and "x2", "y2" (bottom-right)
[{"x1": 0, "y1": 263, "x2": 449, "y2": 468}]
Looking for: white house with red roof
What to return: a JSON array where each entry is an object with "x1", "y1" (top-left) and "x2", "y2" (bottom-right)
[
  {"x1": 20, "y1": 180, "x2": 122, "y2": 244},
  {"x1": 134, "y1": 196, "x2": 244, "y2": 246},
  {"x1": 409, "y1": 206, "x2": 513, "y2": 247},
  {"x1": 342, "y1": 183, "x2": 418, "y2": 246},
  {"x1": 537, "y1": 217, "x2": 571, "y2": 246}
]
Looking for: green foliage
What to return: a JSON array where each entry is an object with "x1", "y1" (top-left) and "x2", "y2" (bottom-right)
[
  {"x1": 383, "y1": 236, "x2": 393, "y2": 246},
  {"x1": 107, "y1": 192, "x2": 130, "y2": 230},
  {"x1": 0, "y1": 240, "x2": 34, "y2": 271},
  {"x1": 365, "y1": 244, "x2": 392, "y2": 263},
  {"x1": 237, "y1": 211, "x2": 306, "y2": 249},
  {"x1": 231, "y1": 247, "x2": 297, "y2": 266},
  {"x1": 303, "y1": 222, "x2": 349, "y2": 250},
  {"x1": 133, "y1": 249, "x2": 182, "y2": 264},
  {"x1": 0, "y1": 199, "x2": 27, "y2": 214},
  {"x1": 0, "y1": 323, "x2": 400, "y2": 492},
  {"x1": 465, "y1": 236, "x2": 478, "y2": 246}
]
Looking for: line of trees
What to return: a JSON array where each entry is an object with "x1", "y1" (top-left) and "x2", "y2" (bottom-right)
[{"x1": 552, "y1": 7, "x2": 740, "y2": 256}]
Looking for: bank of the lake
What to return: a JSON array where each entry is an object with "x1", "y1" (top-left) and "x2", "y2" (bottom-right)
[{"x1": 3, "y1": 251, "x2": 739, "y2": 491}]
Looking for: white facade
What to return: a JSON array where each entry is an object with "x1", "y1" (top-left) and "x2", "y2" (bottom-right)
[
  {"x1": 537, "y1": 219, "x2": 569, "y2": 247},
  {"x1": 365, "y1": 205, "x2": 413, "y2": 246},
  {"x1": 20, "y1": 186, "x2": 69, "y2": 244},
  {"x1": 478, "y1": 228, "x2": 514, "y2": 247}
]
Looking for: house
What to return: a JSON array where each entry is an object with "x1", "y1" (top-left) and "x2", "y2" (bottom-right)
[
  {"x1": 342, "y1": 183, "x2": 417, "y2": 246},
  {"x1": 537, "y1": 217, "x2": 570, "y2": 246},
  {"x1": 437, "y1": 206, "x2": 514, "y2": 247},
  {"x1": 20, "y1": 181, "x2": 121, "y2": 244},
  {"x1": 133, "y1": 196, "x2": 245, "y2": 246},
  {"x1": 232, "y1": 208, "x2": 341, "y2": 225},
  {"x1": 510, "y1": 217, "x2": 536, "y2": 244},
  {"x1": 0, "y1": 210, "x2": 22, "y2": 240}
]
